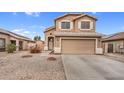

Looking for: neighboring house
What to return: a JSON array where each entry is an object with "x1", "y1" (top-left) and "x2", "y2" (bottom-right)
[
  {"x1": 44, "y1": 13, "x2": 103, "y2": 54},
  {"x1": 0, "y1": 28, "x2": 34, "y2": 52},
  {"x1": 102, "y1": 32, "x2": 124, "y2": 54},
  {"x1": 35, "y1": 40, "x2": 44, "y2": 50}
]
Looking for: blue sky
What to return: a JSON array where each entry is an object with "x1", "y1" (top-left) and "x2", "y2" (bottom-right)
[{"x1": 0, "y1": 12, "x2": 124, "y2": 40}]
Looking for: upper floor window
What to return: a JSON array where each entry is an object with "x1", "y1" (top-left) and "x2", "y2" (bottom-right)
[
  {"x1": 81, "y1": 21, "x2": 90, "y2": 29},
  {"x1": 61, "y1": 22, "x2": 70, "y2": 29}
]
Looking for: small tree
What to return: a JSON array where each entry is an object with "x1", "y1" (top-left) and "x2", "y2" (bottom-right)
[
  {"x1": 34, "y1": 36, "x2": 41, "y2": 41},
  {"x1": 38, "y1": 36, "x2": 41, "y2": 40}
]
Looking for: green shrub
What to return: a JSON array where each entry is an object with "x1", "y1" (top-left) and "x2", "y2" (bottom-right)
[{"x1": 7, "y1": 44, "x2": 16, "y2": 53}]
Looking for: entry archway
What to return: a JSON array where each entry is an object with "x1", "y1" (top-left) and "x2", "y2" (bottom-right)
[{"x1": 48, "y1": 37, "x2": 54, "y2": 50}]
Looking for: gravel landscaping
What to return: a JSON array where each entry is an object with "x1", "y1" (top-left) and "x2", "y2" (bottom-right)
[{"x1": 0, "y1": 51, "x2": 66, "y2": 80}]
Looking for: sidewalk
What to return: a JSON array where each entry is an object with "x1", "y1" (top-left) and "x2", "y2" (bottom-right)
[{"x1": 105, "y1": 53, "x2": 124, "y2": 63}]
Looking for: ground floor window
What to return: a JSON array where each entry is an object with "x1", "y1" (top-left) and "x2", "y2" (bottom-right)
[
  {"x1": 0, "y1": 38, "x2": 5, "y2": 51},
  {"x1": 11, "y1": 40, "x2": 16, "y2": 45},
  {"x1": 108, "y1": 43, "x2": 113, "y2": 53}
]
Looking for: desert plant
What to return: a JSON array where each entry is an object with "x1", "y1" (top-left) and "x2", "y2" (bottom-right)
[
  {"x1": 7, "y1": 44, "x2": 16, "y2": 53},
  {"x1": 30, "y1": 47, "x2": 41, "y2": 53},
  {"x1": 47, "y1": 57, "x2": 57, "y2": 61}
]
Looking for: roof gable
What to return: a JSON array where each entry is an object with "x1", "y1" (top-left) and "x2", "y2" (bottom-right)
[
  {"x1": 55, "y1": 13, "x2": 82, "y2": 21},
  {"x1": 73, "y1": 14, "x2": 97, "y2": 21},
  {"x1": 44, "y1": 26, "x2": 55, "y2": 33}
]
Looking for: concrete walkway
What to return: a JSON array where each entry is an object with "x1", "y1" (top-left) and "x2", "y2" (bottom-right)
[
  {"x1": 105, "y1": 53, "x2": 124, "y2": 63},
  {"x1": 62, "y1": 55, "x2": 124, "y2": 80}
]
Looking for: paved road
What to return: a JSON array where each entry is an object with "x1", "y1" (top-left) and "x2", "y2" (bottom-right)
[{"x1": 62, "y1": 55, "x2": 124, "y2": 80}]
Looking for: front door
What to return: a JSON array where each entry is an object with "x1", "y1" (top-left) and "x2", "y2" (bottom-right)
[
  {"x1": 48, "y1": 37, "x2": 54, "y2": 50},
  {"x1": 108, "y1": 44, "x2": 113, "y2": 53},
  {"x1": 19, "y1": 41, "x2": 23, "y2": 50}
]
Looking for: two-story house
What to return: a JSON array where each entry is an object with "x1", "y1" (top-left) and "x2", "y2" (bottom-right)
[{"x1": 44, "y1": 13, "x2": 103, "y2": 54}]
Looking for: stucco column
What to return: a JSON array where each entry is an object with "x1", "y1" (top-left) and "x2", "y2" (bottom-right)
[
  {"x1": 16, "y1": 40, "x2": 19, "y2": 51},
  {"x1": 104, "y1": 43, "x2": 108, "y2": 53},
  {"x1": 113, "y1": 43, "x2": 116, "y2": 53},
  {"x1": 44, "y1": 36, "x2": 48, "y2": 50},
  {"x1": 54, "y1": 37, "x2": 61, "y2": 53}
]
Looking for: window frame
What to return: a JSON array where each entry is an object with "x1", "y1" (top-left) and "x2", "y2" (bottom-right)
[
  {"x1": 60, "y1": 21, "x2": 72, "y2": 30},
  {"x1": 79, "y1": 20, "x2": 92, "y2": 30}
]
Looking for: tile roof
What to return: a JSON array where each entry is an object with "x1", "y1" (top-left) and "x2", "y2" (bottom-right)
[
  {"x1": 0, "y1": 28, "x2": 33, "y2": 41},
  {"x1": 102, "y1": 32, "x2": 124, "y2": 41},
  {"x1": 72, "y1": 14, "x2": 97, "y2": 21},
  {"x1": 54, "y1": 31, "x2": 102, "y2": 37},
  {"x1": 54, "y1": 13, "x2": 82, "y2": 21},
  {"x1": 44, "y1": 26, "x2": 55, "y2": 32}
]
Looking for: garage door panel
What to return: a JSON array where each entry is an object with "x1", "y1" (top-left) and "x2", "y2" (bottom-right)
[{"x1": 62, "y1": 39, "x2": 95, "y2": 54}]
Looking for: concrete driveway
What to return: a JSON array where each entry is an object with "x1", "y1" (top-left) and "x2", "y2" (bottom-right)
[{"x1": 62, "y1": 55, "x2": 124, "y2": 80}]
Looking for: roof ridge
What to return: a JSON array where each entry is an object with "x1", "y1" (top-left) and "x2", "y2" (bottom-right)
[
  {"x1": 0, "y1": 28, "x2": 33, "y2": 41},
  {"x1": 105, "y1": 31, "x2": 124, "y2": 39},
  {"x1": 73, "y1": 14, "x2": 97, "y2": 20},
  {"x1": 55, "y1": 13, "x2": 83, "y2": 21}
]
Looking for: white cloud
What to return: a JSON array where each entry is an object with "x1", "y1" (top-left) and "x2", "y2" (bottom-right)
[
  {"x1": 28, "y1": 25, "x2": 46, "y2": 29},
  {"x1": 92, "y1": 12, "x2": 97, "y2": 14},
  {"x1": 12, "y1": 28, "x2": 24, "y2": 32},
  {"x1": 33, "y1": 31, "x2": 36, "y2": 34},
  {"x1": 13, "y1": 12, "x2": 17, "y2": 15},
  {"x1": 25, "y1": 12, "x2": 40, "y2": 17},
  {"x1": 121, "y1": 26, "x2": 124, "y2": 30},
  {"x1": 23, "y1": 31, "x2": 30, "y2": 34},
  {"x1": 11, "y1": 24, "x2": 44, "y2": 39},
  {"x1": 12, "y1": 28, "x2": 39, "y2": 39},
  {"x1": 40, "y1": 25, "x2": 46, "y2": 29},
  {"x1": 12, "y1": 28, "x2": 30, "y2": 36}
]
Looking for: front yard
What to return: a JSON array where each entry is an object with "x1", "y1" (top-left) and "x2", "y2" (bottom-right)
[{"x1": 0, "y1": 51, "x2": 66, "y2": 80}]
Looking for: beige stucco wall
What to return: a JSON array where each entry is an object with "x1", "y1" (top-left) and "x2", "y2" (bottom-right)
[
  {"x1": 22, "y1": 40, "x2": 28, "y2": 50},
  {"x1": 97, "y1": 38, "x2": 101, "y2": 48},
  {"x1": 55, "y1": 15, "x2": 96, "y2": 32},
  {"x1": 10, "y1": 37, "x2": 31, "y2": 51},
  {"x1": 103, "y1": 40, "x2": 124, "y2": 53},
  {"x1": 0, "y1": 32, "x2": 32, "y2": 51},
  {"x1": 55, "y1": 37, "x2": 60, "y2": 47},
  {"x1": 0, "y1": 33, "x2": 10, "y2": 49},
  {"x1": 28, "y1": 42, "x2": 35, "y2": 49},
  {"x1": 10, "y1": 36, "x2": 21, "y2": 51},
  {"x1": 44, "y1": 29, "x2": 55, "y2": 50},
  {"x1": 54, "y1": 36, "x2": 102, "y2": 54},
  {"x1": 74, "y1": 16, "x2": 96, "y2": 32},
  {"x1": 55, "y1": 15, "x2": 79, "y2": 32},
  {"x1": 45, "y1": 14, "x2": 103, "y2": 54},
  {"x1": 35, "y1": 40, "x2": 44, "y2": 50}
]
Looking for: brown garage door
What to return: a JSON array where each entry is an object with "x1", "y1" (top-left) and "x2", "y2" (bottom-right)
[{"x1": 61, "y1": 39, "x2": 95, "y2": 54}]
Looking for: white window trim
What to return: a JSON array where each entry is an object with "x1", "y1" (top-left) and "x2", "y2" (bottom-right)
[
  {"x1": 59, "y1": 20, "x2": 73, "y2": 30},
  {"x1": 78, "y1": 20, "x2": 93, "y2": 30}
]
